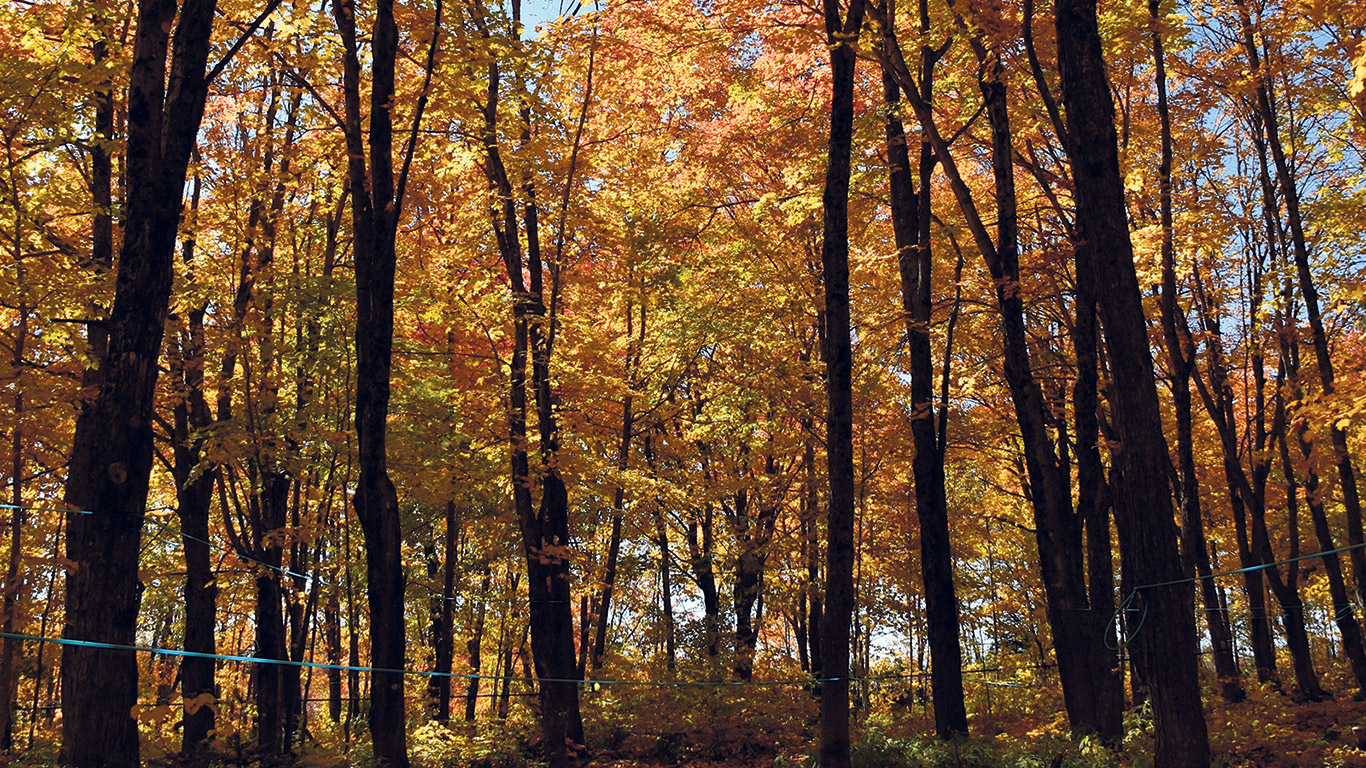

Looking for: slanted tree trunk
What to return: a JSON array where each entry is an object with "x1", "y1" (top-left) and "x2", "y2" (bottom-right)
[
  {"x1": 880, "y1": 3, "x2": 1122, "y2": 741},
  {"x1": 879, "y1": 3, "x2": 967, "y2": 735},
  {"x1": 817, "y1": 0, "x2": 866, "y2": 764},
  {"x1": 1150, "y1": 0, "x2": 1243, "y2": 703},
  {"x1": 1234, "y1": 0, "x2": 1366, "y2": 611},
  {"x1": 1055, "y1": 0, "x2": 1210, "y2": 762},
  {"x1": 591, "y1": 294, "x2": 645, "y2": 670},
  {"x1": 1189, "y1": 255, "x2": 1278, "y2": 684},
  {"x1": 59, "y1": 0, "x2": 220, "y2": 763}
]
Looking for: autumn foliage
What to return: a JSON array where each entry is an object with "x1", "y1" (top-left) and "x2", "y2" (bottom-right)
[{"x1": 1, "y1": 0, "x2": 1365, "y2": 765}]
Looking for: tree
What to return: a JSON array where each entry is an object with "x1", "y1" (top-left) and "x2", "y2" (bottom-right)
[
  {"x1": 1055, "y1": 0, "x2": 1210, "y2": 762},
  {"x1": 58, "y1": 0, "x2": 219, "y2": 763},
  {"x1": 334, "y1": 0, "x2": 442, "y2": 762},
  {"x1": 817, "y1": 0, "x2": 866, "y2": 765},
  {"x1": 878, "y1": 0, "x2": 967, "y2": 736}
]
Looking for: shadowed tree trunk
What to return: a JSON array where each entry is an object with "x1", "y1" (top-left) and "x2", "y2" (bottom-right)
[
  {"x1": 1233, "y1": 0, "x2": 1366, "y2": 612},
  {"x1": 58, "y1": 0, "x2": 220, "y2": 763},
  {"x1": 1055, "y1": 0, "x2": 1210, "y2": 761},
  {"x1": 591, "y1": 293, "x2": 645, "y2": 670},
  {"x1": 1150, "y1": 0, "x2": 1243, "y2": 703},
  {"x1": 334, "y1": 0, "x2": 442, "y2": 762},
  {"x1": 430, "y1": 500, "x2": 457, "y2": 722},
  {"x1": 817, "y1": 0, "x2": 866, "y2": 764},
  {"x1": 879, "y1": 2, "x2": 1122, "y2": 740},
  {"x1": 170, "y1": 174, "x2": 219, "y2": 753},
  {"x1": 878, "y1": 6, "x2": 967, "y2": 733},
  {"x1": 471, "y1": 1, "x2": 588, "y2": 760},
  {"x1": 465, "y1": 566, "x2": 491, "y2": 721},
  {"x1": 686, "y1": 502, "x2": 722, "y2": 659}
]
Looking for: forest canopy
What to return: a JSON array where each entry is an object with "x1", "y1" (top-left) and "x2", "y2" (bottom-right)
[{"x1": 0, "y1": 0, "x2": 1365, "y2": 765}]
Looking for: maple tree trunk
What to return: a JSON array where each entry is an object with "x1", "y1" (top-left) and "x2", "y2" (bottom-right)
[
  {"x1": 1074, "y1": 236, "x2": 1124, "y2": 737},
  {"x1": 59, "y1": 0, "x2": 218, "y2": 763},
  {"x1": 1265, "y1": 430, "x2": 1323, "y2": 699},
  {"x1": 430, "y1": 500, "x2": 457, "y2": 722},
  {"x1": 1055, "y1": 0, "x2": 1210, "y2": 762},
  {"x1": 1259, "y1": 334, "x2": 1325, "y2": 699},
  {"x1": 171, "y1": 214, "x2": 218, "y2": 752},
  {"x1": 804, "y1": 441, "x2": 822, "y2": 681},
  {"x1": 817, "y1": 0, "x2": 865, "y2": 764},
  {"x1": 687, "y1": 504, "x2": 722, "y2": 658},
  {"x1": 1235, "y1": 0, "x2": 1366, "y2": 612},
  {"x1": 344, "y1": 520, "x2": 360, "y2": 743},
  {"x1": 593, "y1": 510, "x2": 623, "y2": 668},
  {"x1": 1191, "y1": 267, "x2": 1278, "y2": 684},
  {"x1": 254, "y1": 564, "x2": 286, "y2": 753},
  {"x1": 283, "y1": 565, "x2": 313, "y2": 753},
  {"x1": 466, "y1": 567, "x2": 491, "y2": 721},
  {"x1": 657, "y1": 506, "x2": 678, "y2": 673},
  {"x1": 881, "y1": 60, "x2": 967, "y2": 738},
  {"x1": 334, "y1": 0, "x2": 438, "y2": 759},
  {"x1": 733, "y1": 548, "x2": 762, "y2": 681},
  {"x1": 592, "y1": 297, "x2": 641, "y2": 670},
  {"x1": 0, "y1": 312, "x2": 24, "y2": 752},
  {"x1": 325, "y1": 592, "x2": 342, "y2": 723},
  {"x1": 881, "y1": 5, "x2": 1120, "y2": 740},
  {"x1": 1150, "y1": 3, "x2": 1243, "y2": 703},
  {"x1": 1299, "y1": 433, "x2": 1366, "y2": 695}
]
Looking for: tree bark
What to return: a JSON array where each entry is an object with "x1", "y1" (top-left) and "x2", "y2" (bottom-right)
[
  {"x1": 171, "y1": 175, "x2": 219, "y2": 751},
  {"x1": 473, "y1": 2, "x2": 585, "y2": 757},
  {"x1": 59, "y1": 0, "x2": 219, "y2": 764},
  {"x1": 430, "y1": 500, "x2": 457, "y2": 722},
  {"x1": 817, "y1": 0, "x2": 865, "y2": 764},
  {"x1": 1150, "y1": 0, "x2": 1243, "y2": 703},
  {"x1": 880, "y1": 2, "x2": 1121, "y2": 740},
  {"x1": 879, "y1": 27, "x2": 967, "y2": 735},
  {"x1": 334, "y1": 0, "x2": 441, "y2": 762},
  {"x1": 464, "y1": 567, "x2": 491, "y2": 721},
  {"x1": 1234, "y1": 0, "x2": 1366, "y2": 611},
  {"x1": 687, "y1": 503, "x2": 722, "y2": 659},
  {"x1": 1055, "y1": 0, "x2": 1210, "y2": 762}
]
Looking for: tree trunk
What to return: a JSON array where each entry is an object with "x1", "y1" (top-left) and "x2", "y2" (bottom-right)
[
  {"x1": 687, "y1": 504, "x2": 722, "y2": 659},
  {"x1": 592, "y1": 296, "x2": 644, "y2": 670},
  {"x1": 254, "y1": 560, "x2": 286, "y2": 754},
  {"x1": 59, "y1": 0, "x2": 219, "y2": 763},
  {"x1": 1268, "y1": 392, "x2": 1324, "y2": 700},
  {"x1": 1234, "y1": 0, "x2": 1366, "y2": 611},
  {"x1": 431, "y1": 500, "x2": 457, "y2": 722},
  {"x1": 171, "y1": 185, "x2": 218, "y2": 750},
  {"x1": 880, "y1": 8, "x2": 1121, "y2": 740},
  {"x1": 471, "y1": 4, "x2": 585, "y2": 757},
  {"x1": 325, "y1": 591, "x2": 343, "y2": 723},
  {"x1": 880, "y1": 44, "x2": 967, "y2": 736},
  {"x1": 465, "y1": 567, "x2": 491, "y2": 721},
  {"x1": 1189, "y1": 257, "x2": 1278, "y2": 684},
  {"x1": 335, "y1": 0, "x2": 441, "y2": 762},
  {"x1": 817, "y1": 0, "x2": 865, "y2": 764},
  {"x1": 1150, "y1": 0, "x2": 1243, "y2": 703},
  {"x1": 0, "y1": 311, "x2": 25, "y2": 752},
  {"x1": 1055, "y1": 0, "x2": 1210, "y2": 762}
]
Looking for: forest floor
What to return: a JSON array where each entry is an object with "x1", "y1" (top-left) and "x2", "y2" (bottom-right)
[
  {"x1": 575, "y1": 677, "x2": 1366, "y2": 768},
  {"x1": 11, "y1": 676, "x2": 1366, "y2": 767}
]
